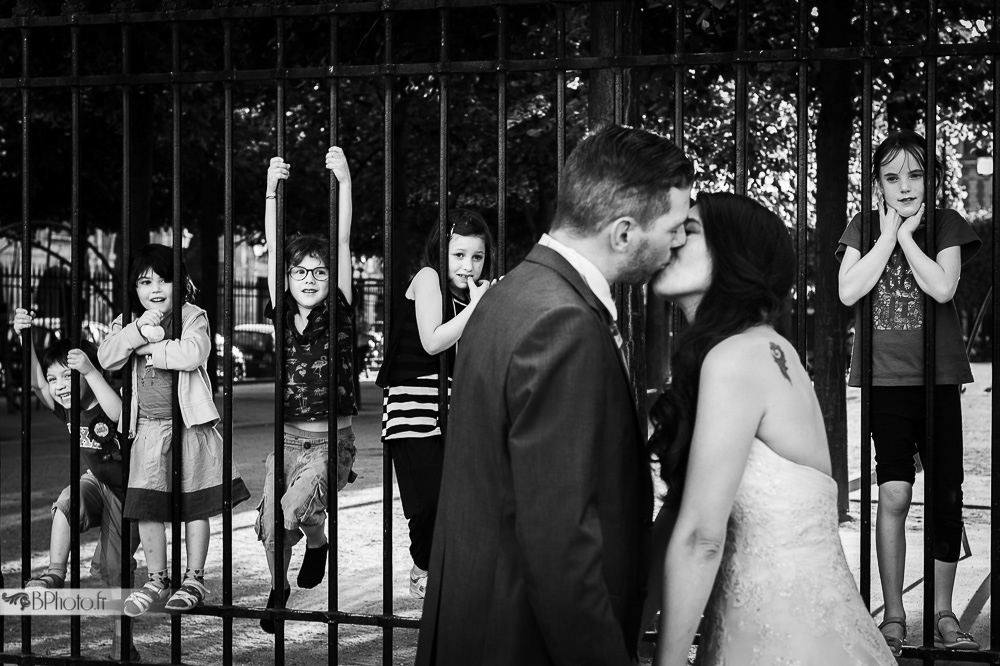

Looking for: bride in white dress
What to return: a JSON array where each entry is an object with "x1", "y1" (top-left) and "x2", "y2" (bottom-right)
[{"x1": 647, "y1": 193, "x2": 895, "y2": 665}]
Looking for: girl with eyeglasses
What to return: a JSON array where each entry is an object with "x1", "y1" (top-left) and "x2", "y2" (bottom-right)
[
  {"x1": 375, "y1": 209, "x2": 495, "y2": 598},
  {"x1": 255, "y1": 148, "x2": 359, "y2": 633}
]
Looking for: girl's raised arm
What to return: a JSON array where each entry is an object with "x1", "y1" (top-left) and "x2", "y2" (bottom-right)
[
  {"x1": 66, "y1": 348, "x2": 123, "y2": 423},
  {"x1": 264, "y1": 157, "x2": 289, "y2": 307},
  {"x1": 325, "y1": 146, "x2": 354, "y2": 304},
  {"x1": 12, "y1": 308, "x2": 54, "y2": 411}
]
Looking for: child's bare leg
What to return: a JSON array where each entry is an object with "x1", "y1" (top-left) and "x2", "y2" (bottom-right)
[
  {"x1": 159, "y1": 519, "x2": 211, "y2": 612},
  {"x1": 265, "y1": 547, "x2": 294, "y2": 591},
  {"x1": 138, "y1": 521, "x2": 167, "y2": 572},
  {"x1": 934, "y1": 560, "x2": 959, "y2": 629},
  {"x1": 42, "y1": 510, "x2": 72, "y2": 581},
  {"x1": 301, "y1": 521, "x2": 328, "y2": 549},
  {"x1": 184, "y1": 519, "x2": 210, "y2": 571},
  {"x1": 876, "y1": 480, "x2": 911, "y2": 642}
]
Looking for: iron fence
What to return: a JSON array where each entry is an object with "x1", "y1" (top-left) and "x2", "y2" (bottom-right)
[{"x1": 0, "y1": 1, "x2": 997, "y2": 665}]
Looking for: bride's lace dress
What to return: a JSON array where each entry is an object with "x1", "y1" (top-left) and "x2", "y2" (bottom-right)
[{"x1": 695, "y1": 440, "x2": 895, "y2": 665}]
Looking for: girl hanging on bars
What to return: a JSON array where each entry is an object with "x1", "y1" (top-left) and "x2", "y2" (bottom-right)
[
  {"x1": 837, "y1": 129, "x2": 981, "y2": 656},
  {"x1": 99, "y1": 243, "x2": 251, "y2": 616}
]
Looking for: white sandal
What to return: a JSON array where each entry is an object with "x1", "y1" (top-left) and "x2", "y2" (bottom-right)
[
  {"x1": 164, "y1": 579, "x2": 208, "y2": 612},
  {"x1": 123, "y1": 579, "x2": 171, "y2": 617}
]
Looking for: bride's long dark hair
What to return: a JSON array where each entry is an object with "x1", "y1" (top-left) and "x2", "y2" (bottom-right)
[{"x1": 648, "y1": 192, "x2": 795, "y2": 506}]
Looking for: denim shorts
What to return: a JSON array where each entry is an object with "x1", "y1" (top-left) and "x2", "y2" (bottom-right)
[{"x1": 255, "y1": 424, "x2": 357, "y2": 551}]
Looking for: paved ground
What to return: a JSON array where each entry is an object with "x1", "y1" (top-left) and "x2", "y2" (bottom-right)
[{"x1": 0, "y1": 365, "x2": 994, "y2": 665}]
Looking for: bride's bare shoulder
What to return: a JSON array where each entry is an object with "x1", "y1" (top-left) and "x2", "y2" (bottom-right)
[{"x1": 702, "y1": 327, "x2": 802, "y2": 386}]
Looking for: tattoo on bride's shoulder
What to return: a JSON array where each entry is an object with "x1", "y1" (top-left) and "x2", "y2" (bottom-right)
[{"x1": 769, "y1": 342, "x2": 791, "y2": 383}]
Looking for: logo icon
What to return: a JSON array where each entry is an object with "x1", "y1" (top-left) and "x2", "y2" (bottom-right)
[{"x1": 2, "y1": 593, "x2": 30, "y2": 610}]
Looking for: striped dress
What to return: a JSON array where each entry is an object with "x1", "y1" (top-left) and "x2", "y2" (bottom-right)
[{"x1": 379, "y1": 296, "x2": 467, "y2": 441}]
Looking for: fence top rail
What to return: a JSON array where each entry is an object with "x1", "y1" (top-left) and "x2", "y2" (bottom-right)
[
  {"x1": 3, "y1": 42, "x2": 1000, "y2": 91},
  {"x1": 1, "y1": 0, "x2": 562, "y2": 28}
]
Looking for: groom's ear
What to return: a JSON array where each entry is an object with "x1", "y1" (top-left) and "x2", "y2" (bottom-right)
[{"x1": 607, "y1": 216, "x2": 637, "y2": 253}]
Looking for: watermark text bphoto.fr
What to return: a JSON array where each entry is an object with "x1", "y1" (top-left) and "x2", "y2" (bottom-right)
[{"x1": 0, "y1": 588, "x2": 125, "y2": 615}]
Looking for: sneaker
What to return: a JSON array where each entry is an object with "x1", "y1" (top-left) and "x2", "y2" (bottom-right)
[{"x1": 409, "y1": 565, "x2": 428, "y2": 599}]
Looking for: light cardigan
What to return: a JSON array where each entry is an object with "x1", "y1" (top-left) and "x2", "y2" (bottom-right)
[{"x1": 98, "y1": 302, "x2": 219, "y2": 437}]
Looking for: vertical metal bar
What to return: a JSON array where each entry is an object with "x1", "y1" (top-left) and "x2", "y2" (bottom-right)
[
  {"x1": 273, "y1": 15, "x2": 288, "y2": 666},
  {"x1": 170, "y1": 21, "x2": 184, "y2": 665},
  {"x1": 497, "y1": 4, "x2": 508, "y2": 276},
  {"x1": 734, "y1": 0, "x2": 748, "y2": 196},
  {"x1": 555, "y1": 2, "x2": 566, "y2": 180},
  {"x1": 794, "y1": 5, "x2": 808, "y2": 365},
  {"x1": 381, "y1": 9, "x2": 395, "y2": 665},
  {"x1": 437, "y1": 7, "x2": 451, "y2": 434},
  {"x1": 922, "y1": 0, "x2": 938, "y2": 654},
  {"x1": 222, "y1": 18, "x2": 235, "y2": 666},
  {"x1": 665, "y1": 0, "x2": 686, "y2": 385},
  {"x1": 613, "y1": 2, "x2": 623, "y2": 125},
  {"x1": 69, "y1": 23, "x2": 83, "y2": 659},
  {"x1": 673, "y1": 1, "x2": 684, "y2": 152},
  {"x1": 327, "y1": 12, "x2": 341, "y2": 665},
  {"x1": 859, "y1": 0, "x2": 874, "y2": 609},
  {"x1": 992, "y1": 3, "x2": 1000, "y2": 651},
  {"x1": 19, "y1": 25, "x2": 32, "y2": 655},
  {"x1": 120, "y1": 23, "x2": 136, "y2": 658}
]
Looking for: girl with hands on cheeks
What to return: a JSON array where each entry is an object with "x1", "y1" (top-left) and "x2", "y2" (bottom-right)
[{"x1": 837, "y1": 129, "x2": 982, "y2": 656}]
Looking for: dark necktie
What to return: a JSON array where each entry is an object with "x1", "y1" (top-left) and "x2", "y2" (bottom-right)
[{"x1": 608, "y1": 318, "x2": 628, "y2": 375}]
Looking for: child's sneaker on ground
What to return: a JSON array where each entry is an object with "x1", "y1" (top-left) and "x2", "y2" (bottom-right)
[
  {"x1": 409, "y1": 565, "x2": 428, "y2": 599},
  {"x1": 24, "y1": 573, "x2": 64, "y2": 589},
  {"x1": 164, "y1": 578, "x2": 208, "y2": 612},
  {"x1": 124, "y1": 579, "x2": 171, "y2": 617}
]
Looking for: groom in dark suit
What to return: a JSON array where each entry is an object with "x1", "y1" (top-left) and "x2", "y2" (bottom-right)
[{"x1": 415, "y1": 125, "x2": 694, "y2": 666}]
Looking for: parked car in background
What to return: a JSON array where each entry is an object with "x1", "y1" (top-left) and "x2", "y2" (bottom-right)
[
  {"x1": 214, "y1": 333, "x2": 247, "y2": 382},
  {"x1": 231, "y1": 323, "x2": 275, "y2": 380}
]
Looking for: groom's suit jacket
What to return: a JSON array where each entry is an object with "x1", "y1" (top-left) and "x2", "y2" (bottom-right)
[{"x1": 415, "y1": 244, "x2": 653, "y2": 666}]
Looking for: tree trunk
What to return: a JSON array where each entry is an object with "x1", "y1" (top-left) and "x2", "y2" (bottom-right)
[{"x1": 815, "y1": 0, "x2": 854, "y2": 520}]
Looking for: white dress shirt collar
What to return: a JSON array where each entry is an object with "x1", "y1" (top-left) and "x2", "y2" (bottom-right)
[{"x1": 538, "y1": 233, "x2": 617, "y2": 321}]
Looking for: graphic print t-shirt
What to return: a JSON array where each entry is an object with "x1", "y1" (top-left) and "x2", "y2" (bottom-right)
[
  {"x1": 53, "y1": 401, "x2": 126, "y2": 500},
  {"x1": 836, "y1": 208, "x2": 981, "y2": 386}
]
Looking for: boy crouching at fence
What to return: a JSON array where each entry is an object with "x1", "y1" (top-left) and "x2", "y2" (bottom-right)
[
  {"x1": 256, "y1": 147, "x2": 359, "y2": 634},
  {"x1": 14, "y1": 308, "x2": 141, "y2": 661}
]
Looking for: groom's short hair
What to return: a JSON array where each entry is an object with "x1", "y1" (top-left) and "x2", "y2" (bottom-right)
[{"x1": 551, "y1": 125, "x2": 694, "y2": 235}]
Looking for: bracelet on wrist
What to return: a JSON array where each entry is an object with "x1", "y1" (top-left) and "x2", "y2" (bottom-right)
[{"x1": 265, "y1": 193, "x2": 276, "y2": 200}]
